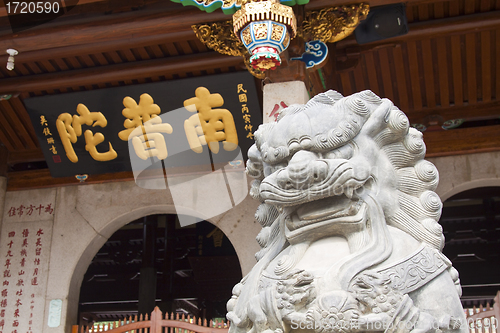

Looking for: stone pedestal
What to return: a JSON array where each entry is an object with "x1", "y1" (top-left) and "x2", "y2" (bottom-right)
[{"x1": 262, "y1": 81, "x2": 309, "y2": 123}]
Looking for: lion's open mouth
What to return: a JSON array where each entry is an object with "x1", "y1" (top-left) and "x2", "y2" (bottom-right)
[
  {"x1": 286, "y1": 195, "x2": 364, "y2": 231},
  {"x1": 260, "y1": 172, "x2": 372, "y2": 233}
]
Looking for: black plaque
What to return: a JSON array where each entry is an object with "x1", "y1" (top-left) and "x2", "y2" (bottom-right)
[{"x1": 24, "y1": 72, "x2": 261, "y2": 178}]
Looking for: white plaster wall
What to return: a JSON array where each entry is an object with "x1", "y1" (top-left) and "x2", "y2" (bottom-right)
[{"x1": 428, "y1": 151, "x2": 500, "y2": 201}]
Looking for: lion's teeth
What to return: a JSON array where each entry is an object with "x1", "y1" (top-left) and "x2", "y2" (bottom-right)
[{"x1": 345, "y1": 187, "x2": 354, "y2": 199}]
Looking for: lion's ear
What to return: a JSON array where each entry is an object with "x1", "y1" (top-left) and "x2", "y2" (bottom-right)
[
  {"x1": 370, "y1": 106, "x2": 412, "y2": 148},
  {"x1": 358, "y1": 99, "x2": 395, "y2": 138}
]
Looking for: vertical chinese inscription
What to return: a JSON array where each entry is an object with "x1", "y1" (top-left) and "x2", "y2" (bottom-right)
[
  {"x1": 0, "y1": 224, "x2": 50, "y2": 333},
  {"x1": 40, "y1": 115, "x2": 62, "y2": 164},
  {"x1": 238, "y1": 84, "x2": 254, "y2": 140}
]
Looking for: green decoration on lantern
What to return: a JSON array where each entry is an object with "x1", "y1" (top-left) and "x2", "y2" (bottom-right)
[{"x1": 170, "y1": 0, "x2": 309, "y2": 15}]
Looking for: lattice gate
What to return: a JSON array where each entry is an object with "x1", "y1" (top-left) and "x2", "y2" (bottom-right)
[
  {"x1": 75, "y1": 307, "x2": 229, "y2": 333},
  {"x1": 465, "y1": 291, "x2": 500, "y2": 333}
]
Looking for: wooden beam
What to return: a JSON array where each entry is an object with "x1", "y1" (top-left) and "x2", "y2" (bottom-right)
[
  {"x1": 424, "y1": 125, "x2": 500, "y2": 157},
  {"x1": 6, "y1": 161, "x2": 244, "y2": 190},
  {"x1": 6, "y1": 169, "x2": 135, "y2": 191},
  {"x1": 0, "y1": 5, "x2": 227, "y2": 53},
  {"x1": 406, "y1": 100, "x2": 500, "y2": 124},
  {"x1": 0, "y1": 103, "x2": 25, "y2": 150},
  {"x1": 337, "y1": 11, "x2": 500, "y2": 49},
  {"x1": 14, "y1": 30, "x2": 196, "y2": 64},
  {"x1": 0, "y1": 52, "x2": 244, "y2": 94},
  {"x1": 304, "y1": 0, "x2": 451, "y2": 10},
  {"x1": 0, "y1": 99, "x2": 38, "y2": 149},
  {"x1": 7, "y1": 149, "x2": 45, "y2": 164},
  {"x1": 3, "y1": 0, "x2": 494, "y2": 56},
  {"x1": 8, "y1": 97, "x2": 39, "y2": 144}
]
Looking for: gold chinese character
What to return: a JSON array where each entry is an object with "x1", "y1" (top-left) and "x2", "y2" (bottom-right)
[
  {"x1": 184, "y1": 87, "x2": 238, "y2": 154},
  {"x1": 241, "y1": 105, "x2": 249, "y2": 113},
  {"x1": 42, "y1": 128, "x2": 52, "y2": 136},
  {"x1": 244, "y1": 124, "x2": 253, "y2": 132},
  {"x1": 237, "y1": 84, "x2": 247, "y2": 94},
  {"x1": 47, "y1": 138, "x2": 54, "y2": 144},
  {"x1": 119, "y1": 94, "x2": 163, "y2": 140},
  {"x1": 40, "y1": 116, "x2": 47, "y2": 126},
  {"x1": 56, "y1": 104, "x2": 117, "y2": 163},
  {"x1": 119, "y1": 94, "x2": 172, "y2": 160},
  {"x1": 49, "y1": 145, "x2": 57, "y2": 154},
  {"x1": 239, "y1": 94, "x2": 247, "y2": 103},
  {"x1": 130, "y1": 118, "x2": 173, "y2": 160},
  {"x1": 84, "y1": 130, "x2": 118, "y2": 161},
  {"x1": 246, "y1": 132, "x2": 254, "y2": 139},
  {"x1": 242, "y1": 114, "x2": 251, "y2": 123}
]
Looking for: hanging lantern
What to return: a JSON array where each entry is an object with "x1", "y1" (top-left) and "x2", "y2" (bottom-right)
[{"x1": 233, "y1": 0, "x2": 297, "y2": 70}]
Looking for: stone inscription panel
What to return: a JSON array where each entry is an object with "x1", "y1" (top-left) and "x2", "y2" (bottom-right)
[{"x1": 0, "y1": 221, "x2": 52, "y2": 333}]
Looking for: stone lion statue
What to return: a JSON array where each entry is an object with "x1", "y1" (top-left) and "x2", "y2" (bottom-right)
[{"x1": 226, "y1": 90, "x2": 467, "y2": 333}]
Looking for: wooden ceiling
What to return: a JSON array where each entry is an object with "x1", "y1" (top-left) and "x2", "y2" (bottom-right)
[{"x1": 0, "y1": 0, "x2": 499, "y2": 190}]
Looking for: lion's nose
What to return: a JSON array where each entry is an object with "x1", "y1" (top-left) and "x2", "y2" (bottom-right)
[
  {"x1": 310, "y1": 161, "x2": 328, "y2": 184},
  {"x1": 276, "y1": 160, "x2": 328, "y2": 190}
]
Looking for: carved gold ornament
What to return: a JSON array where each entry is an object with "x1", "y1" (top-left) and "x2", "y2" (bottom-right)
[
  {"x1": 242, "y1": 27, "x2": 253, "y2": 44},
  {"x1": 192, "y1": 20, "x2": 267, "y2": 78},
  {"x1": 254, "y1": 23, "x2": 269, "y2": 40},
  {"x1": 192, "y1": 20, "x2": 247, "y2": 57},
  {"x1": 271, "y1": 24, "x2": 285, "y2": 41},
  {"x1": 299, "y1": 4, "x2": 370, "y2": 43}
]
